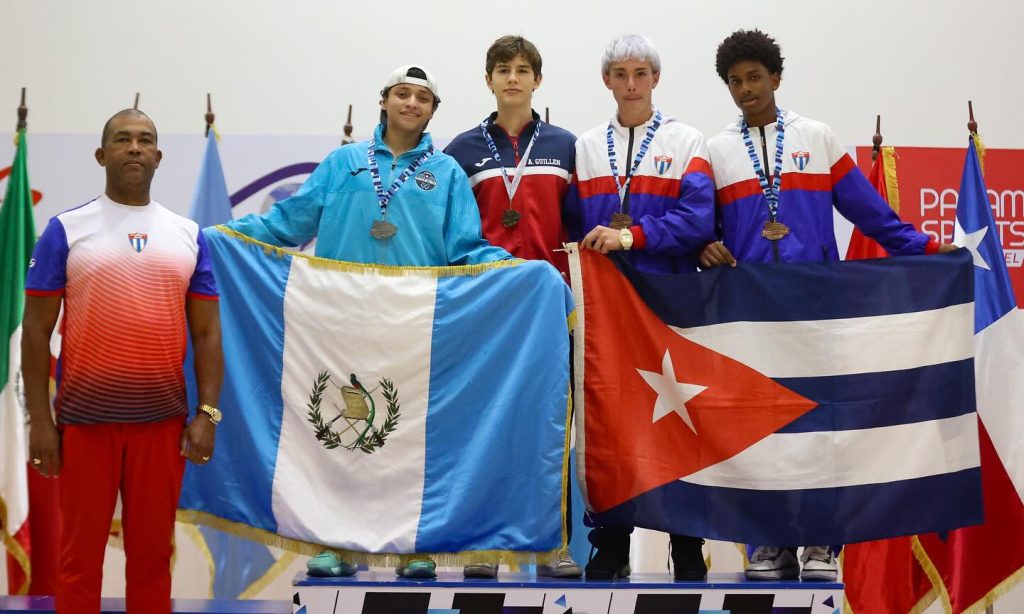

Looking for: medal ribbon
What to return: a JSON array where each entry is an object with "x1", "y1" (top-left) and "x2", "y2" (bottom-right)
[
  {"x1": 607, "y1": 109, "x2": 662, "y2": 208},
  {"x1": 740, "y1": 107, "x2": 785, "y2": 221},
  {"x1": 367, "y1": 140, "x2": 435, "y2": 218},
  {"x1": 479, "y1": 117, "x2": 541, "y2": 206}
]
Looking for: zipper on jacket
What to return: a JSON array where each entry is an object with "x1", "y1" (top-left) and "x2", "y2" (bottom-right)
[
  {"x1": 622, "y1": 126, "x2": 636, "y2": 215},
  {"x1": 758, "y1": 127, "x2": 780, "y2": 263},
  {"x1": 511, "y1": 134, "x2": 521, "y2": 165}
]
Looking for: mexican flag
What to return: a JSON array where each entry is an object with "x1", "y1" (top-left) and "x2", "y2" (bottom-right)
[{"x1": 1, "y1": 128, "x2": 36, "y2": 594}]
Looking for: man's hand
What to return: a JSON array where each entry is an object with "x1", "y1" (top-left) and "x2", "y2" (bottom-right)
[
  {"x1": 581, "y1": 225, "x2": 624, "y2": 254},
  {"x1": 937, "y1": 243, "x2": 958, "y2": 254},
  {"x1": 180, "y1": 413, "x2": 216, "y2": 465},
  {"x1": 29, "y1": 419, "x2": 62, "y2": 477},
  {"x1": 699, "y1": 241, "x2": 737, "y2": 268}
]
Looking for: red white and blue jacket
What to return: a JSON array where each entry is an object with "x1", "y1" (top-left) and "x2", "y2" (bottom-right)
[
  {"x1": 707, "y1": 109, "x2": 937, "y2": 264},
  {"x1": 445, "y1": 111, "x2": 576, "y2": 274},
  {"x1": 563, "y1": 112, "x2": 715, "y2": 274}
]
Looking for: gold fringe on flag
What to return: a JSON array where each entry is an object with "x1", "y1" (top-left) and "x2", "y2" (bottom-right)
[
  {"x1": 0, "y1": 496, "x2": 31, "y2": 595},
  {"x1": 176, "y1": 510, "x2": 563, "y2": 568},
  {"x1": 880, "y1": 146, "x2": 901, "y2": 213},
  {"x1": 973, "y1": 133, "x2": 987, "y2": 175},
  {"x1": 911, "y1": 535, "x2": 954, "y2": 614},
  {"x1": 214, "y1": 225, "x2": 526, "y2": 279}
]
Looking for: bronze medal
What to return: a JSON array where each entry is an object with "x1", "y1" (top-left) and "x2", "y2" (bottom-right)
[
  {"x1": 370, "y1": 220, "x2": 398, "y2": 240},
  {"x1": 609, "y1": 213, "x2": 633, "y2": 230},
  {"x1": 502, "y1": 208, "x2": 521, "y2": 228},
  {"x1": 761, "y1": 220, "x2": 790, "y2": 241}
]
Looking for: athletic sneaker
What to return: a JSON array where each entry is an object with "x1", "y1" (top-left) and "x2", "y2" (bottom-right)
[
  {"x1": 537, "y1": 555, "x2": 583, "y2": 578},
  {"x1": 306, "y1": 551, "x2": 357, "y2": 577},
  {"x1": 745, "y1": 546, "x2": 799, "y2": 581},
  {"x1": 800, "y1": 545, "x2": 838, "y2": 581},
  {"x1": 463, "y1": 562, "x2": 499, "y2": 578},
  {"x1": 396, "y1": 556, "x2": 437, "y2": 579}
]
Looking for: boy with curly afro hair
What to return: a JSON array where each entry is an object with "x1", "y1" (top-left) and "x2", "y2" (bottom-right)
[{"x1": 701, "y1": 29, "x2": 954, "y2": 582}]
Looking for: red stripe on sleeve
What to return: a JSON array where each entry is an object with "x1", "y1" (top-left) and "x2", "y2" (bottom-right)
[
  {"x1": 187, "y1": 292, "x2": 220, "y2": 301},
  {"x1": 831, "y1": 154, "x2": 857, "y2": 184}
]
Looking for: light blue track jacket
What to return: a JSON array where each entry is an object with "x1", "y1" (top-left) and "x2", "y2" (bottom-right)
[{"x1": 228, "y1": 125, "x2": 512, "y2": 266}]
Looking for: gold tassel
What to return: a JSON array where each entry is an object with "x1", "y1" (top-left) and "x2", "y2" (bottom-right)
[{"x1": 973, "y1": 133, "x2": 987, "y2": 176}]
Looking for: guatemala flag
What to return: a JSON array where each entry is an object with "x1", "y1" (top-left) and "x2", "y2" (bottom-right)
[
  {"x1": 179, "y1": 228, "x2": 572, "y2": 559},
  {"x1": 569, "y1": 246, "x2": 981, "y2": 547}
]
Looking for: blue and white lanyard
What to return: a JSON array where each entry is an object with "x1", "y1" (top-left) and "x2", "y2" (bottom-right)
[
  {"x1": 367, "y1": 140, "x2": 434, "y2": 217},
  {"x1": 479, "y1": 117, "x2": 541, "y2": 204},
  {"x1": 607, "y1": 110, "x2": 662, "y2": 207},
  {"x1": 740, "y1": 108, "x2": 785, "y2": 221}
]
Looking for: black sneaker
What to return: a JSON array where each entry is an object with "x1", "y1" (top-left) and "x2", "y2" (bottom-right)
[
  {"x1": 584, "y1": 527, "x2": 631, "y2": 580},
  {"x1": 669, "y1": 534, "x2": 707, "y2": 581}
]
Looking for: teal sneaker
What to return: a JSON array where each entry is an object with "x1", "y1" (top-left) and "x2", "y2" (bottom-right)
[
  {"x1": 396, "y1": 557, "x2": 437, "y2": 579},
  {"x1": 306, "y1": 551, "x2": 357, "y2": 577}
]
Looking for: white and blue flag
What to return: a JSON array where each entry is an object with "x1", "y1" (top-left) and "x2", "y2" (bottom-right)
[
  {"x1": 953, "y1": 136, "x2": 1024, "y2": 502},
  {"x1": 179, "y1": 228, "x2": 573, "y2": 557}
]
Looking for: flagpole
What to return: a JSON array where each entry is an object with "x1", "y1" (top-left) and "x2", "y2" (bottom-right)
[
  {"x1": 16, "y1": 87, "x2": 26, "y2": 131},
  {"x1": 341, "y1": 104, "x2": 354, "y2": 145},
  {"x1": 133, "y1": 92, "x2": 140, "y2": 110},
  {"x1": 205, "y1": 93, "x2": 214, "y2": 137},
  {"x1": 967, "y1": 98, "x2": 995, "y2": 614},
  {"x1": 545, "y1": 106, "x2": 550, "y2": 124},
  {"x1": 871, "y1": 115, "x2": 882, "y2": 161}
]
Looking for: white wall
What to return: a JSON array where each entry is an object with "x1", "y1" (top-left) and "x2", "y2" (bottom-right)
[{"x1": 0, "y1": 0, "x2": 1020, "y2": 148}]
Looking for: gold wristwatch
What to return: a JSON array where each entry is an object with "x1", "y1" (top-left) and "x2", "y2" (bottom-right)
[
  {"x1": 197, "y1": 403, "x2": 222, "y2": 425},
  {"x1": 618, "y1": 227, "x2": 634, "y2": 251}
]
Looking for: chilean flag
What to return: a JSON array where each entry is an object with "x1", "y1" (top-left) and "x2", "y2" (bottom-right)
[{"x1": 568, "y1": 247, "x2": 982, "y2": 546}]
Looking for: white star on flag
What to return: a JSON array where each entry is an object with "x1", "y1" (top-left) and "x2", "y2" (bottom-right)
[
  {"x1": 953, "y1": 217, "x2": 991, "y2": 271},
  {"x1": 637, "y1": 350, "x2": 707, "y2": 432}
]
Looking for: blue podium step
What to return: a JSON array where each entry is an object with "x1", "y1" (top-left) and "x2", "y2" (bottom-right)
[
  {"x1": 293, "y1": 571, "x2": 843, "y2": 614},
  {"x1": 0, "y1": 596, "x2": 290, "y2": 614}
]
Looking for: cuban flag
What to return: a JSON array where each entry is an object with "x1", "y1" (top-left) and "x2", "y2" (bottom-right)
[
  {"x1": 569, "y1": 246, "x2": 981, "y2": 546},
  {"x1": 179, "y1": 228, "x2": 572, "y2": 558}
]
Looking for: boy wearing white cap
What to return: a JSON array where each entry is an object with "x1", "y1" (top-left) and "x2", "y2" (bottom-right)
[
  {"x1": 230, "y1": 65, "x2": 509, "y2": 267},
  {"x1": 228, "y1": 65, "x2": 511, "y2": 580}
]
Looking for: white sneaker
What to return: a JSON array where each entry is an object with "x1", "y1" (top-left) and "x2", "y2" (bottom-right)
[
  {"x1": 745, "y1": 546, "x2": 799, "y2": 580},
  {"x1": 537, "y1": 555, "x2": 583, "y2": 578},
  {"x1": 800, "y1": 546, "x2": 837, "y2": 581}
]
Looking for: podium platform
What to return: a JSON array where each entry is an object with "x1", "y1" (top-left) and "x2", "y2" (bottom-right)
[{"x1": 292, "y1": 571, "x2": 843, "y2": 614}]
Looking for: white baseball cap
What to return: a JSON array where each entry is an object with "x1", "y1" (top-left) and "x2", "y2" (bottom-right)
[{"x1": 382, "y1": 65, "x2": 440, "y2": 101}]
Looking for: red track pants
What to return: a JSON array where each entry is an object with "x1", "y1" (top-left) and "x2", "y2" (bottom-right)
[{"x1": 56, "y1": 418, "x2": 185, "y2": 614}]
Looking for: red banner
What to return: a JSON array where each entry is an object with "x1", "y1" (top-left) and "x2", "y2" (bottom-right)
[{"x1": 855, "y1": 146, "x2": 1024, "y2": 307}]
